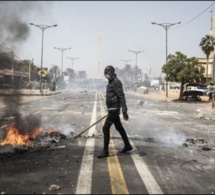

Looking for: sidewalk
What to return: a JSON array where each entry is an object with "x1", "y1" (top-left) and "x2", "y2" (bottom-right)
[
  {"x1": 0, "y1": 89, "x2": 62, "y2": 96},
  {"x1": 126, "y1": 90, "x2": 215, "y2": 120},
  {"x1": 0, "y1": 89, "x2": 62, "y2": 108},
  {"x1": 126, "y1": 90, "x2": 180, "y2": 102}
]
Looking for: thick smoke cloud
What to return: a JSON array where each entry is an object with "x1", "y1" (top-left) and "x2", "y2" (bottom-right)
[
  {"x1": 0, "y1": 1, "x2": 49, "y2": 135},
  {"x1": 0, "y1": 1, "x2": 45, "y2": 51}
]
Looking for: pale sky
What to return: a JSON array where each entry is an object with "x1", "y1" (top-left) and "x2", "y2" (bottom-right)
[{"x1": 8, "y1": 1, "x2": 215, "y2": 79}]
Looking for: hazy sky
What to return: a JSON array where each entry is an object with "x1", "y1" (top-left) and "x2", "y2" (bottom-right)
[{"x1": 4, "y1": 1, "x2": 214, "y2": 79}]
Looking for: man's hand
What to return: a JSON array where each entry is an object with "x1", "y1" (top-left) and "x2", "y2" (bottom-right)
[{"x1": 123, "y1": 112, "x2": 129, "y2": 121}]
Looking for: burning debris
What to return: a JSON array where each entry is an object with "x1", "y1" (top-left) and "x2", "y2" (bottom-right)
[
  {"x1": 0, "y1": 125, "x2": 68, "y2": 157},
  {"x1": 0, "y1": 125, "x2": 42, "y2": 146}
]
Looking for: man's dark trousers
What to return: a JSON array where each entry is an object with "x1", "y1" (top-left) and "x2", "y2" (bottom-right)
[{"x1": 102, "y1": 109, "x2": 130, "y2": 151}]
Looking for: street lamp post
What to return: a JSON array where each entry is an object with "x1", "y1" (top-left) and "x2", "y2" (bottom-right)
[
  {"x1": 151, "y1": 21, "x2": 181, "y2": 97},
  {"x1": 54, "y1": 47, "x2": 71, "y2": 76},
  {"x1": 120, "y1": 59, "x2": 133, "y2": 66},
  {"x1": 29, "y1": 23, "x2": 57, "y2": 93},
  {"x1": 128, "y1": 50, "x2": 144, "y2": 83},
  {"x1": 67, "y1": 57, "x2": 79, "y2": 69}
]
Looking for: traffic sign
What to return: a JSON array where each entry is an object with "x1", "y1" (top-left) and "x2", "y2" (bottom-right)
[{"x1": 37, "y1": 68, "x2": 48, "y2": 78}]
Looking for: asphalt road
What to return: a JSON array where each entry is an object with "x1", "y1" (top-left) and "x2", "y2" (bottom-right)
[{"x1": 0, "y1": 89, "x2": 215, "y2": 194}]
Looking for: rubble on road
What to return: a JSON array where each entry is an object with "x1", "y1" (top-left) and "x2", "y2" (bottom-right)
[
  {"x1": 161, "y1": 99, "x2": 171, "y2": 103},
  {"x1": 182, "y1": 137, "x2": 215, "y2": 151},
  {"x1": 194, "y1": 113, "x2": 205, "y2": 119},
  {"x1": 137, "y1": 100, "x2": 144, "y2": 106},
  {"x1": 183, "y1": 138, "x2": 207, "y2": 146},
  {"x1": 49, "y1": 184, "x2": 60, "y2": 191}
]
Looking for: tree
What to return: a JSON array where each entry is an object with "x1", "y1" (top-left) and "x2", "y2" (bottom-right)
[
  {"x1": 49, "y1": 65, "x2": 60, "y2": 81},
  {"x1": 199, "y1": 34, "x2": 215, "y2": 83},
  {"x1": 77, "y1": 71, "x2": 87, "y2": 80},
  {"x1": 162, "y1": 51, "x2": 205, "y2": 100},
  {"x1": 65, "y1": 68, "x2": 76, "y2": 79}
]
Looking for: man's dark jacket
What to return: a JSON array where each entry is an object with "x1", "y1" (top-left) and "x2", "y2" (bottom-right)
[{"x1": 106, "y1": 74, "x2": 127, "y2": 113}]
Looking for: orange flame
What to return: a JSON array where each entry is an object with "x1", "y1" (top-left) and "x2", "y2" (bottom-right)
[
  {"x1": 0, "y1": 125, "x2": 43, "y2": 146},
  {"x1": 47, "y1": 129, "x2": 58, "y2": 135}
]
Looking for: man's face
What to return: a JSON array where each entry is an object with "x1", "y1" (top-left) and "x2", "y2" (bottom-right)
[{"x1": 104, "y1": 67, "x2": 111, "y2": 76}]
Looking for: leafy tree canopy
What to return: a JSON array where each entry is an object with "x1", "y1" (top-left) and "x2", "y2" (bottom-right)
[{"x1": 162, "y1": 51, "x2": 205, "y2": 99}]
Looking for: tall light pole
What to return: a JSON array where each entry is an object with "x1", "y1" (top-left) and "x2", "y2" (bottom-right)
[
  {"x1": 54, "y1": 47, "x2": 71, "y2": 76},
  {"x1": 29, "y1": 23, "x2": 57, "y2": 93},
  {"x1": 67, "y1": 57, "x2": 79, "y2": 69},
  {"x1": 120, "y1": 59, "x2": 133, "y2": 66},
  {"x1": 151, "y1": 21, "x2": 181, "y2": 97},
  {"x1": 128, "y1": 50, "x2": 144, "y2": 83}
]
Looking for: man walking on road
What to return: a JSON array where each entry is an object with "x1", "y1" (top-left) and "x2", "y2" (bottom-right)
[{"x1": 97, "y1": 65, "x2": 133, "y2": 158}]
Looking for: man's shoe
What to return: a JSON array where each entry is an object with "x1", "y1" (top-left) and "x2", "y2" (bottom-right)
[
  {"x1": 120, "y1": 145, "x2": 133, "y2": 153},
  {"x1": 97, "y1": 150, "x2": 109, "y2": 158}
]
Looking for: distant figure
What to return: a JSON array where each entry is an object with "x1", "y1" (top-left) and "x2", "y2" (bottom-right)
[{"x1": 97, "y1": 65, "x2": 132, "y2": 158}]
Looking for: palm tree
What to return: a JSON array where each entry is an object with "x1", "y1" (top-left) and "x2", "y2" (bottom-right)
[{"x1": 199, "y1": 34, "x2": 215, "y2": 83}]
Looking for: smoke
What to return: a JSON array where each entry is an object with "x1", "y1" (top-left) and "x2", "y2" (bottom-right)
[
  {"x1": 3, "y1": 93, "x2": 22, "y2": 117},
  {"x1": 0, "y1": 2, "x2": 55, "y2": 137},
  {"x1": 14, "y1": 114, "x2": 42, "y2": 135},
  {"x1": 156, "y1": 128, "x2": 189, "y2": 148},
  {"x1": 0, "y1": 1, "x2": 46, "y2": 51},
  {"x1": 57, "y1": 123, "x2": 74, "y2": 136}
]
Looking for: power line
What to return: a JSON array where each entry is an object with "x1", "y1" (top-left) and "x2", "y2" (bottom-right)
[{"x1": 171, "y1": 1, "x2": 215, "y2": 30}]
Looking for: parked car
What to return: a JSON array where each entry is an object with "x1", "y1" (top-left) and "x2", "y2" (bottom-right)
[
  {"x1": 182, "y1": 90, "x2": 204, "y2": 101},
  {"x1": 194, "y1": 86, "x2": 209, "y2": 95},
  {"x1": 184, "y1": 83, "x2": 209, "y2": 96}
]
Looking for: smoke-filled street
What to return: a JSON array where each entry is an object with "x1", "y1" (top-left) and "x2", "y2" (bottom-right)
[{"x1": 0, "y1": 90, "x2": 215, "y2": 194}]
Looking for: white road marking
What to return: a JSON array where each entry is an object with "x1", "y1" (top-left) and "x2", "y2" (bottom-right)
[
  {"x1": 75, "y1": 91, "x2": 97, "y2": 194},
  {"x1": 129, "y1": 140, "x2": 163, "y2": 194},
  {"x1": 147, "y1": 110, "x2": 181, "y2": 119},
  {"x1": 100, "y1": 91, "x2": 164, "y2": 194},
  {"x1": 33, "y1": 111, "x2": 40, "y2": 114}
]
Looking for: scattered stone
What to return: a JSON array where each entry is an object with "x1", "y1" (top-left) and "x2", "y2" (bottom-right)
[
  {"x1": 137, "y1": 100, "x2": 144, "y2": 106},
  {"x1": 196, "y1": 113, "x2": 205, "y2": 119},
  {"x1": 202, "y1": 146, "x2": 212, "y2": 151},
  {"x1": 183, "y1": 143, "x2": 188, "y2": 147},
  {"x1": 186, "y1": 138, "x2": 195, "y2": 144},
  {"x1": 196, "y1": 138, "x2": 206, "y2": 145},
  {"x1": 49, "y1": 184, "x2": 60, "y2": 191}
]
